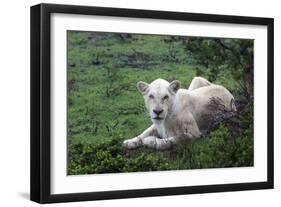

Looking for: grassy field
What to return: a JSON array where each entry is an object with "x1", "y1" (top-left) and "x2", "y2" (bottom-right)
[{"x1": 67, "y1": 31, "x2": 253, "y2": 175}]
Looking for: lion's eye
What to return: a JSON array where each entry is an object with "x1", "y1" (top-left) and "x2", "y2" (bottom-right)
[
  {"x1": 163, "y1": 95, "x2": 169, "y2": 100},
  {"x1": 149, "y1": 94, "x2": 154, "y2": 99}
]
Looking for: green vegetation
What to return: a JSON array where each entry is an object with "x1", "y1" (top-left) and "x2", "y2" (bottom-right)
[{"x1": 67, "y1": 31, "x2": 254, "y2": 175}]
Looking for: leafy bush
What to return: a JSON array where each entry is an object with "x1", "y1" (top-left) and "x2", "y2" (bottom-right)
[{"x1": 68, "y1": 138, "x2": 172, "y2": 174}]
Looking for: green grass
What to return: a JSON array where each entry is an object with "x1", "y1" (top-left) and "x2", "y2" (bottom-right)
[{"x1": 67, "y1": 31, "x2": 253, "y2": 175}]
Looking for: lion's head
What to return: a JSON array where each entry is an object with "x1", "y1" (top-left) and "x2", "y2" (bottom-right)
[{"x1": 137, "y1": 79, "x2": 181, "y2": 124}]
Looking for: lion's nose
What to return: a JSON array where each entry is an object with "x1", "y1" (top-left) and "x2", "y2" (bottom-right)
[{"x1": 153, "y1": 109, "x2": 163, "y2": 115}]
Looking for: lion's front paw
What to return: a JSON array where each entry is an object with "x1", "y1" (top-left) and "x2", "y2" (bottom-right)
[
  {"x1": 142, "y1": 136, "x2": 157, "y2": 149},
  {"x1": 123, "y1": 137, "x2": 142, "y2": 150}
]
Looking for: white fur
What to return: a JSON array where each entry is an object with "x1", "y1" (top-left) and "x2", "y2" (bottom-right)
[{"x1": 123, "y1": 77, "x2": 236, "y2": 150}]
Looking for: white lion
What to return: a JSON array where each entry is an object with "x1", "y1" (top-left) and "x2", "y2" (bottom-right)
[{"x1": 123, "y1": 77, "x2": 236, "y2": 150}]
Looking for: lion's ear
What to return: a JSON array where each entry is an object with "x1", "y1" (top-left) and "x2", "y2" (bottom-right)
[
  {"x1": 137, "y1": 81, "x2": 150, "y2": 95},
  {"x1": 169, "y1": 80, "x2": 181, "y2": 94}
]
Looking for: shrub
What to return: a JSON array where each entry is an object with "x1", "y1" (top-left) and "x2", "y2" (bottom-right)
[{"x1": 68, "y1": 138, "x2": 172, "y2": 174}]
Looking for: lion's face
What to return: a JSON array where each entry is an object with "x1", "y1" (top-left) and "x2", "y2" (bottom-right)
[{"x1": 137, "y1": 79, "x2": 181, "y2": 124}]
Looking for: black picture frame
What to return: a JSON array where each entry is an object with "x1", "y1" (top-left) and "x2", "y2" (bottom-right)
[{"x1": 30, "y1": 3, "x2": 274, "y2": 204}]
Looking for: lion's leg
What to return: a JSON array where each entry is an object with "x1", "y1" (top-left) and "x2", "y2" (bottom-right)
[
  {"x1": 142, "y1": 136, "x2": 177, "y2": 150},
  {"x1": 184, "y1": 120, "x2": 201, "y2": 139},
  {"x1": 123, "y1": 125, "x2": 155, "y2": 149},
  {"x1": 188, "y1": 76, "x2": 211, "y2": 90},
  {"x1": 181, "y1": 112, "x2": 202, "y2": 139}
]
